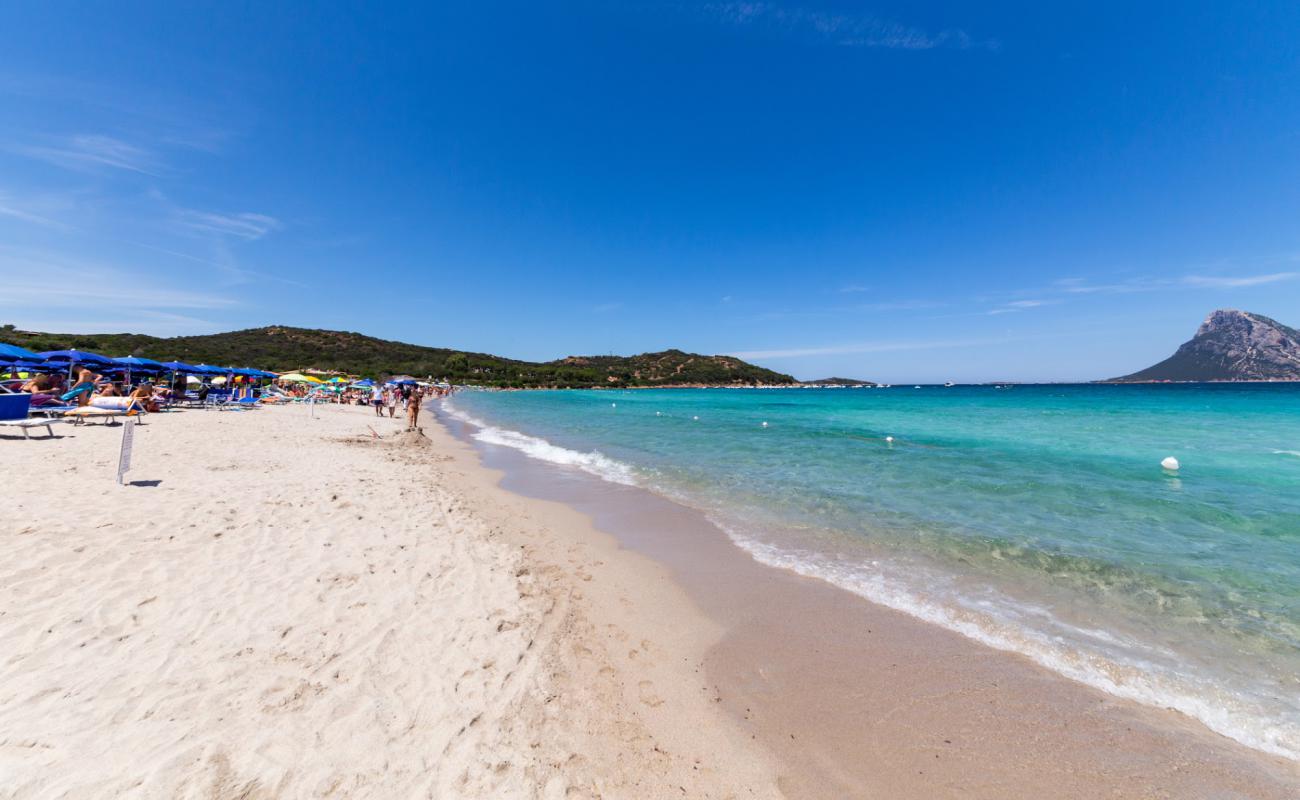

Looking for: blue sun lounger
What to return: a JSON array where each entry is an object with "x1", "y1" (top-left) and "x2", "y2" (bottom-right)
[{"x1": 0, "y1": 393, "x2": 64, "y2": 438}]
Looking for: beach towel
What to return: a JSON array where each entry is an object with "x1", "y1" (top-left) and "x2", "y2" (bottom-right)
[{"x1": 60, "y1": 383, "x2": 94, "y2": 403}]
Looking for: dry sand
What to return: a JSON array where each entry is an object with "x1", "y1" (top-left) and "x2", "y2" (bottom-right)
[
  {"x1": 1, "y1": 404, "x2": 776, "y2": 798},
  {"x1": 3, "y1": 401, "x2": 1297, "y2": 799}
]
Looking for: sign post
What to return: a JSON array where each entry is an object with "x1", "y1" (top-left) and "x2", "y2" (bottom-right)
[{"x1": 116, "y1": 417, "x2": 135, "y2": 485}]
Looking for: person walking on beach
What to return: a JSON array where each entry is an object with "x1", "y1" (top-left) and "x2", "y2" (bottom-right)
[
  {"x1": 406, "y1": 385, "x2": 422, "y2": 431},
  {"x1": 385, "y1": 387, "x2": 397, "y2": 418},
  {"x1": 371, "y1": 384, "x2": 384, "y2": 416}
]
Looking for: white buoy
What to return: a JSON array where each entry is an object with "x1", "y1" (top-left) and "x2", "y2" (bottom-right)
[
  {"x1": 1161, "y1": 456, "x2": 1180, "y2": 471},
  {"x1": 693, "y1": 415, "x2": 699, "y2": 421},
  {"x1": 761, "y1": 421, "x2": 768, "y2": 428},
  {"x1": 885, "y1": 436, "x2": 894, "y2": 443},
  {"x1": 655, "y1": 411, "x2": 661, "y2": 416},
  {"x1": 611, "y1": 403, "x2": 616, "y2": 408}
]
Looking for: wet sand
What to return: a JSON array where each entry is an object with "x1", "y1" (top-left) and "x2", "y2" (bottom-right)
[{"x1": 439, "y1": 405, "x2": 1300, "y2": 799}]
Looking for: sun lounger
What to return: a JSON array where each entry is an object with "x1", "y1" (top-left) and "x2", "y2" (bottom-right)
[
  {"x1": 0, "y1": 392, "x2": 65, "y2": 438},
  {"x1": 0, "y1": 417, "x2": 65, "y2": 438},
  {"x1": 28, "y1": 405, "x2": 77, "y2": 418},
  {"x1": 63, "y1": 406, "x2": 132, "y2": 425}
]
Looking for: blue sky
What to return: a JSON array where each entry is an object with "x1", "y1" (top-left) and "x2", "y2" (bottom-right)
[{"x1": 2, "y1": 2, "x2": 1299, "y2": 382}]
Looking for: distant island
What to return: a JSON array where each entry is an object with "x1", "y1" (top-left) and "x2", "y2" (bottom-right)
[
  {"x1": 802, "y1": 377, "x2": 878, "y2": 386},
  {"x1": 0, "y1": 324, "x2": 796, "y2": 389},
  {"x1": 1108, "y1": 309, "x2": 1300, "y2": 382}
]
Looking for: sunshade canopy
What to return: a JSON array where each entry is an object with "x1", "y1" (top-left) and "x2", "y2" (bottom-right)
[
  {"x1": 0, "y1": 342, "x2": 43, "y2": 361},
  {"x1": 159, "y1": 360, "x2": 200, "y2": 372},
  {"x1": 38, "y1": 349, "x2": 112, "y2": 364},
  {"x1": 114, "y1": 355, "x2": 166, "y2": 369}
]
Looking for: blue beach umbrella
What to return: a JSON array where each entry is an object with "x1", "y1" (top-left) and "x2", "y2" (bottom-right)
[
  {"x1": 114, "y1": 355, "x2": 165, "y2": 369},
  {"x1": 0, "y1": 342, "x2": 42, "y2": 362},
  {"x1": 113, "y1": 355, "x2": 165, "y2": 385},
  {"x1": 1, "y1": 359, "x2": 54, "y2": 377},
  {"x1": 38, "y1": 349, "x2": 112, "y2": 365},
  {"x1": 159, "y1": 360, "x2": 200, "y2": 372},
  {"x1": 38, "y1": 348, "x2": 113, "y2": 380}
]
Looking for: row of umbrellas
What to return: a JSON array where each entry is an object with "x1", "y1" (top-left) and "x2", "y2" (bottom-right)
[
  {"x1": 0, "y1": 344, "x2": 278, "y2": 380},
  {"x1": 0, "y1": 343, "x2": 408, "y2": 386}
]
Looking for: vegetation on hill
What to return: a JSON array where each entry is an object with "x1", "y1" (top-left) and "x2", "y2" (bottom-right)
[
  {"x1": 802, "y1": 377, "x2": 877, "y2": 386},
  {"x1": 0, "y1": 324, "x2": 796, "y2": 388}
]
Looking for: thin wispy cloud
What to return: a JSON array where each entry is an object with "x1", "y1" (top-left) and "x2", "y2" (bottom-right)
[
  {"x1": 706, "y1": 3, "x2": 997, "y2": 51},
  {"x1": 16, "y1": 134, "x2": 158, "y2": 175},
  {"x1": 0, "y1": 247, "x2": 237, "y2": 311},
  {"x1": 8, "y1": 311, "x2": 222, "y2": 337},
  {"x1": 857, "y1": 299, "x2": 947, "y2": 311},
  {"x1": 1182, "y1": 272, "x2": 1299, "y2": 288},
  {"x1": 128, "y1": 241, "x2": 306, "y2": 288},
  {"x1": 593, "y1": 302, "x2": 624, "y2": 313},
  {"x1": 987, "y1": 298, "x2": 1055, "y2": 315},
  {"x1": 0, "y1": 193, "x2": 69, "y2": 230},
  {"x1": 173, "y1": 209, "x2": 281, "y2": 241},
  {"x1": 1051, "y1": 270, "x2": 1300, "y2": 296},
  {"x1": 731, "y1": 335, "x2": 1019, "y2": 360}
]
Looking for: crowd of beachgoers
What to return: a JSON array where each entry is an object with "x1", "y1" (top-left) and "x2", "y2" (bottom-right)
[{"x1": 0, "y1": 342, "x2": 453, "y2": 433}]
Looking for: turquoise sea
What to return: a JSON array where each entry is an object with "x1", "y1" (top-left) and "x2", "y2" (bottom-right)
[{"x1": 443, "y1": 385, "x2": 1300, "y2": 760}]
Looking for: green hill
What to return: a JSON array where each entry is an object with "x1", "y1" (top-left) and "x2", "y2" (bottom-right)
[{"x1": 0, "y1": 324, "x2": 795, "y2": 388}]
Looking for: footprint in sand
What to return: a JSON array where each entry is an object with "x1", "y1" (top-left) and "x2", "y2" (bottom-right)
[{"x1": 637, "y1": 680, "x2": 664, "y2": 708}]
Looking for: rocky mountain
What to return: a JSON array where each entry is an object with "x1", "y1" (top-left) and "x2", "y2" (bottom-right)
[
  {"x1": 0, "y1": 324, "x2": 795, "y2": 388},
  {"x1": 1110, "y1": 310, "x2": 1300, "y2": 382}
]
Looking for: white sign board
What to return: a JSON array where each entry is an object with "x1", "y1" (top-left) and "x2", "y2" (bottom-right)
[{"x1": 117, "y1": 418, "x2": 135, "y2": 485}]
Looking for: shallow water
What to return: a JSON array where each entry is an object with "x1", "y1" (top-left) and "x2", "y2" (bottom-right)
[{"x1": 444, "y1": 384, "x2": 1300, "y2": 760}]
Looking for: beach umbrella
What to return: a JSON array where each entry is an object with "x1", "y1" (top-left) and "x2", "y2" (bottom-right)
[
  {"x1": 114, "y1": 355, "x2": 164, "y2": 369},
  {"x1": 279, "y1": 373, "x2": 323, "y2": 384},
  {"x1": 0, "y1": 342, "x2": 42, "y2": 362},
  {"x1": 352, "y1": 378, "x2": 375, "y2": 387},
  {"x1": 159, "y1": 360, "x2": 200, "y2": 372},
  {"x1": 8, "y1": 359, "x2": 53, "y2": 371},
  {"x1": 113, "y1": 355, "x2": 165, "y2": 385},
  {"x1": 37, "y1": 349, "x2": 112, "y2": 365},
  {"x1": 38, "y1": 348, "x2": 113, "y2": 381}
]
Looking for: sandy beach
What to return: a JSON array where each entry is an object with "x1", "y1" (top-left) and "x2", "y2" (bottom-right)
[
  {"x1": 1, "y1": 404, "x2": 776, "y2": 798},
  {"x1": 2, "y1": 402, "x2": 1297, "y2": 798}
]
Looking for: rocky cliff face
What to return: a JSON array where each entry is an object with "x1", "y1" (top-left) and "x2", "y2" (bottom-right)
[{"x1": 1111, "y1": 310, "x2": 1300, "y2": 382}]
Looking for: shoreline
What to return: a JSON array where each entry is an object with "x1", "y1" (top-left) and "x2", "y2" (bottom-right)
[
  {"x1": 3, "y1": 401, "x2": 1295, "y2": 797},
  {"x1": 437, "y1": 401, "x2": 1300, "y2": 798}
]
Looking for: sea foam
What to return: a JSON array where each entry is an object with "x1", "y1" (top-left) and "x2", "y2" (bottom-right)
[
  {"x1": 717, "y1": 523, "x2": 1299, "y2": 762},
  {"x1": 443, "y1": 400, "x2": 639, "y2": 486}
]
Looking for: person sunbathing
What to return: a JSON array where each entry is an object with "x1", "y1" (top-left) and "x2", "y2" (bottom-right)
[
  {"x1": 20, "y1": 373, "x2": 54, "y2": 393},
  {"x1": 128, "y1": 382, "x2": 159, "y2": 413},
  {"x1": 98, "y1": 383, "x2": 121, "y2": 397}
]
